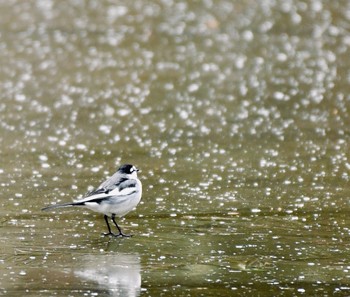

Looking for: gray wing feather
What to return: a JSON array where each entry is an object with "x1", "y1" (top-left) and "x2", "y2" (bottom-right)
[
  {"x1": 85, "y1": 173, "x2": 126, "y2": 197},
  {"x1": 98, "y1": 172, "x2": 124, "y2": 190},
  {"x1": 118, "y1": 179, "x2": 137, "y2": 192},
  {"x1": 85, "y1": 176, "x2": 136, "y2": 197}
]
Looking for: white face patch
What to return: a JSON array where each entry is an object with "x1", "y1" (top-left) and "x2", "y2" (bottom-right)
[{"x1": 129, "y1": 166, "x2": 138, "y2": 176}]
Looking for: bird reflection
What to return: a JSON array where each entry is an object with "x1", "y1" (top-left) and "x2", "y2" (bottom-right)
[{"x1": 75, "y1": 253, "x2": 141, "y2": 297}]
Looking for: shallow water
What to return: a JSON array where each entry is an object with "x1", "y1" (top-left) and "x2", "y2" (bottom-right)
[{"x1": 1, "y1": 0, "x2": 350, "y2": 296}]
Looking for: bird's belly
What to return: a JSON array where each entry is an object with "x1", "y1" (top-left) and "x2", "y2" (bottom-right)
[{"x1": 84, "y1": 191, "x2": 142, "y2": 217}]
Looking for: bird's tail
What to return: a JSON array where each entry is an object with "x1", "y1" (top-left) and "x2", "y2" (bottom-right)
[{"x1": 41, "y1": 202, "x2": 78, "y2": 211}]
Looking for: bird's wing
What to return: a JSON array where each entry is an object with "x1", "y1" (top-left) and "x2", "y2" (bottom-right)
[
  {"x1": 77, "y1": 179, "x2": 138, "y2": 203},
  {"x1": 98, "y1": 172, "x2": 127, "y2": 191},
  {"x1": 117, "y1": 179, "x2": 138, "y2": 194},
  {"x1": 42, "y1": 179, "x2": 139, "y2": 210},
  {"x1": 85, "y1": 187, "x2": 109, "y2": 197},
  {"x1": 85, "y1": 177, "x2": 129, "y2": 197}
]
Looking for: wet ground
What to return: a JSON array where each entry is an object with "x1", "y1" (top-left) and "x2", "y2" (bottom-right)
[{"x1": 1, "y1": 0, "x2": 350, "y2": 296}]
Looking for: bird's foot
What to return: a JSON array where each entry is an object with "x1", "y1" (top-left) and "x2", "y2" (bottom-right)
[
  {"x1": 103, "y1": 232, "x2": 114, "y2": 237},
  {"x1": 116, "y1": 232, "x2": 132, "y2": 238},
  {"x1": 103, "y1": 232, "x2": 132, "y2": 238}
]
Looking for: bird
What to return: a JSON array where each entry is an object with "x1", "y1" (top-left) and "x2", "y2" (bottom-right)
[{"x1": 42, "y1": 164, "x2": 142, "y2": 237}]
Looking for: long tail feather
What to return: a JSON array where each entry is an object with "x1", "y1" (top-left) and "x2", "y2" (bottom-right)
[{"x1": 41, "y1": 202, "x2": 76, "y2": 211}]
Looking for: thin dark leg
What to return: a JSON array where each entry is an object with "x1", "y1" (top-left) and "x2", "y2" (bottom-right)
[
  {"x1": 111, "y1": 214, "x2": 131, "y2": 237},
  {"x1": 103, "y1": 214, "x2": 114, "y2": 236}
]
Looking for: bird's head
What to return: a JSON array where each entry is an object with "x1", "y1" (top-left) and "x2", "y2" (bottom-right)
[{"x1": 118, "y1": 164, "x2": 139, "y2": 178}]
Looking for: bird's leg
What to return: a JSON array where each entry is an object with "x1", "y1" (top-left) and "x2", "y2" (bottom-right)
[
  {"x1": 103, "y1": 214, "x2": 115, "y2": 236},
  {"x1": 111, "y1": 214, "x2": 132, "y2": 237}
]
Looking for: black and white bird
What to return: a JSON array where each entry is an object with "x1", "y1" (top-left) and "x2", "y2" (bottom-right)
[{"x1": 42, "y1": 164, "x2": 142, "y2": 237}]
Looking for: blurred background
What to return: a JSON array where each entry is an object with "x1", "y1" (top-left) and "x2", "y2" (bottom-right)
[{"x1": 1, "y1": 0, "x2": 350, "y2": 296}]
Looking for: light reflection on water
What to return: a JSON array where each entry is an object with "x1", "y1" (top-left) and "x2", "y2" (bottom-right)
[
  {"x1": 1, "y1": 0, "x2": 350, "y2": 296},
  {"x1": 2, "y1": 209, "x2": 350, "y2": 295},
  {"x1": 75, "y1": 253, "x2": 141, "y2": 297}
]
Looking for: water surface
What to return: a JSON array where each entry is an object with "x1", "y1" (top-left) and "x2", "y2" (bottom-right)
[{"x1": 1, "y1": 0, "x2": 350, "y2": 296}]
